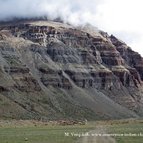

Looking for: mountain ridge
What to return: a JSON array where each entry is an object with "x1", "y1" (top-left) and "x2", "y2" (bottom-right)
[{"x1": 0, "y1": 20, "x2": 143, "y2": 120}]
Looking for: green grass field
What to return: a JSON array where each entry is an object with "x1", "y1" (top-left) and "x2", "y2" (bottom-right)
[
  {"x1": 106, "y1": 120, "x2": 143, "y2": 143},
  {"x1": 0, "y1": 123, "x2": 94, "y2": 143},
  {"x1": 0, "y1": 119, "x2": 143, "y2": 143}
]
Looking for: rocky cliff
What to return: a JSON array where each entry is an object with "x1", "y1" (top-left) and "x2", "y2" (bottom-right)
[{"x1": 0, "y1": 20, "x2": 143, "y2": 120}]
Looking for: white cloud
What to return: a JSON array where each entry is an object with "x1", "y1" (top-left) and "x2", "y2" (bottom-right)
[
  {"x1": 93, "y1": 0, "x2": 143, "y2": 55},
  {"x1": 0, "y1": 0, "x2": 143, "y2": 55},
  {"x1": 0, "y1": 0, "x2": 101, "y2": 22}
]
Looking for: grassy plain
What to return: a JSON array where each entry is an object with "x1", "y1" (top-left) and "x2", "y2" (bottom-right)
[
  {"x1": 0, "y1": 119, "x2": 143, "y2": 143},
  {"x1": 106, "y1": 119, "x2": 143, "y2": 143}
]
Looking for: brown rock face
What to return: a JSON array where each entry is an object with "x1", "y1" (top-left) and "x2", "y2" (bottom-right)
[
  {"x1": 110, "y1": 34, "x2": 143, "y2": 82},
  {"x1": 0, "y1": 20, "x2": 143, "y2": 120},
  {"x1": 39, "y1": 67, "x2": 72, "y2": 89}
]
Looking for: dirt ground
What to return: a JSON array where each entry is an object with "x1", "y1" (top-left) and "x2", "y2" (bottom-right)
[{"x1": 78, "y1": 125, "x2": 116, "y2": 143}]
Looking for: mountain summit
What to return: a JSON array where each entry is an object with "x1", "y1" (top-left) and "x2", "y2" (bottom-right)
[{"x1": 0, "y1": 20, "x2": 143, "y2": 120}]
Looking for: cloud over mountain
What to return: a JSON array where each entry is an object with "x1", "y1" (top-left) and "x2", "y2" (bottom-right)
[
  {"x1": 0, "y1": 0, "x2": 143, "y2": 55},
  {"x1": 0, "y1": 0, "x2": 103, "y2": 25}
]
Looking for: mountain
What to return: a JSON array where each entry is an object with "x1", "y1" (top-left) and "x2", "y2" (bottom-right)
[{"x1": 0, "y1": 19, "x2": 143, "y2": 120}]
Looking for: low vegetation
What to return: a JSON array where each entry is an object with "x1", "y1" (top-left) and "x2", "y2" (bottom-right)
[
  {"x1": 105, "y1": 119, "x2": 143, "y2": 143},
  {"x1": 0, "y1": 119, "x2": 143, "y2": 143}
]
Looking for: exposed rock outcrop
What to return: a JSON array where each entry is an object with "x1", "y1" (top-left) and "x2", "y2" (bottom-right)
[{"x1": 0, "y1": 20, "x2": 143, "y2": 120}]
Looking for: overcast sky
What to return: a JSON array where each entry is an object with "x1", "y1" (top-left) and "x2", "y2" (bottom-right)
[{"x1": 0, "y1": 0, "x2": 143, "y2": 55}]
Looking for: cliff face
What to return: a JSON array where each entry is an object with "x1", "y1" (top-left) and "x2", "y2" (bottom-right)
[{"x1": 0, "y1": 20, "x2": 143, "y2": 120}]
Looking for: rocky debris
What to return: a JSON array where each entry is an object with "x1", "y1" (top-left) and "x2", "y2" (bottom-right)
[
  {"x1": 55, "y1": 120, "x2": 86, "y2": 125},
  {"x1": 24, "y1": 138, "x2": 28, "y2": 142}
]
